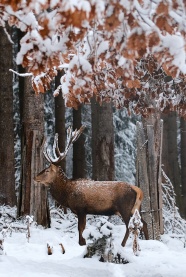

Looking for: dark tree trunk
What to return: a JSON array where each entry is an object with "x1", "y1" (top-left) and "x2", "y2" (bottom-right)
[
  {"x1": 54, "y1": 71, "x2": 67, "y2": 213},
  {"x1": 161, "y1": 112, "x2": 183, "y2": 215},
  {"x1": 0, "y1": 26, "x2": 16, "y2": 206},
  {"x1": 18, "y1": 76, "x2": 50, "y2": 227},
  {"x1": 136, "y1": 113, "x2": 163, "y2": 240},
  {"x1": 181, "y1": 117, "x2": 186, "y2": 218},
  {"x1": 55, "y1": 71, "x2": 66, "y2": 171},
  {"x1": 73, "y1": 105, "x2": 86, "y2": 179},
  {"x1": 91, "y1": 98, "x2": 115, "y2": 181}
]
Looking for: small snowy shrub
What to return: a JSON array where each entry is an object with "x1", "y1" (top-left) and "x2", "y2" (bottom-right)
[{"x1": 128, "y1": 209, "x2": 143, "y2": 256}]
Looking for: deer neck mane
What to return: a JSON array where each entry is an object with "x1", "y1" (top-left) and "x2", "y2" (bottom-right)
[
  {"x1": 49, "y1": 166, "x2": 69, "y2": 206},
  {"x1": 58, "y1": 166, "x2": 68, "y2": 183}
]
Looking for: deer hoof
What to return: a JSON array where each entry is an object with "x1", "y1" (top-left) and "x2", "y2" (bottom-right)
[
  {"x1": 79, "y1": 238, "x2": 86, "y2": 246},
  {"x1": 121, "y1": 241, "x2": 126, "y2": 247}
]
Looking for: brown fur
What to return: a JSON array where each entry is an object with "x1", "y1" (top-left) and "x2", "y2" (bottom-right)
[{"x1": 35, "y1": 164, "x2": 148, "y2": 246}]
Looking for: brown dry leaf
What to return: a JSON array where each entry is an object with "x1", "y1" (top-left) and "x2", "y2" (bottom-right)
[
  {"x1": 60, "y1": 10, "x2": 87, "y2": 28},
  {"x1": 39, "y1": 18, "x2": 50, "y2": 38},
  {"x1": 156, "y1": 16, "x2": 173, "y2": 34},
  {"x1": 126, "y1": 79, "x2": 141, "y2": 88},
  {"x1": 32, "y1": 79, "x2": 45, "y2": 94},
  {"x1": 125, "y1": 91, "x2": 131, "y2": 99},
  {"x1": 164, "y1": 20, "x2": 173, "y2": 34},
  {"x1": 62, "y1": 53, "x2": 70, "y2": 63},
  {"x1": 115, "y1": 67, "x2": 124, "y2": 76},
  {"x1": 127, "y1": 32, "x2": 147, "y2": 51},
  {"x1": 156, "y1": 2, "x2": 169, "y2": 15},
  {"x1": 123, "y1": 49, "x2": 135, "y2": 60},
  {"x1": 1, "y1": 0, "x2": 21, "y2": 11},
  {"x1": 107, "y1": 77, "x2": 115, "y2": 84},
  {"x1": 172, "y1": 0, "x2": 179, "y2": 9},
  {"x1": 127, "y1": 13, "x2": 136, "y2": 28},
  {"x1": 133, "y1": 79, "x2": 141, "y2": 88},
  {"x1": 105, "y1": 14, "x2": 120, "y2": 31},
  {"x1": 146, "y1": 60, "x2": 155, "y2": 74},
  {"x1": 74, "y1": 87, "x2": 81, "y2": 95},
  {"x1": 148, "y1": 32, "x2": 160, "y2": 48}
]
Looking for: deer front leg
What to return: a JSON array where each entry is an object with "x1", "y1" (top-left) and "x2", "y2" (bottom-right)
[{"x1": 77, "y1": 213, "x2": 86, "y2": 246}]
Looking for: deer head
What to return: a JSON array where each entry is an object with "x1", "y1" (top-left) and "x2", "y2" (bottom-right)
[{"x1": 34, "y1": 126, "x2": 85, "y2": 186}]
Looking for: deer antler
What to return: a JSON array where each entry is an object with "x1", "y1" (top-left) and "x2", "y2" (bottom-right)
[{"x1": 43, "y1": 126, "x2": 85, "y2": 164}]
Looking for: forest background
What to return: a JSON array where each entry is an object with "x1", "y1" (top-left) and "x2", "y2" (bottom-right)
[{"x1": 0, "y1": 0, "x2": 186, "y2": 243}]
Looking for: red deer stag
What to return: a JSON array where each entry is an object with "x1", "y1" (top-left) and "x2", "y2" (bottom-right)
[{"x1": 34, "y1": 126, "x2": 148, "y2": 247}]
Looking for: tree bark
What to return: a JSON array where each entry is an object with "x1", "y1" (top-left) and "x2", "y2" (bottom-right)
[
  {"x1": 181, "y1": 117, "x2": 186, "y2": 218},
  {"x1": 91, "y1": 98, "x2": 115, "y2": 181},
  {"x1": 73, "y1": 106, "x2": 86, "y2": 179},
  {"x1": 136, "y1": 113, "x2": 163, "y2": 240},
  {"x1": 55, "y1": 71, "x2": 66, "y2": 171},
  {"x1": 161, "y1": 112, "x2": 183, "y2": 215},
  {"x1": 136, "y1": 121, "x2": 153, "y2": 239},
  {"x1": 18, "y1": 76, "x2": 50, "y2": 227},
  {"x1": 0, "y1": 26, "x2": 16, "y2": 206}
]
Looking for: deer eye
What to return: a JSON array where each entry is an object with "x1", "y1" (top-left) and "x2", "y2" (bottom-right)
[{"x1": 45, "y1": 170, "x2": 49, "y2": 173}]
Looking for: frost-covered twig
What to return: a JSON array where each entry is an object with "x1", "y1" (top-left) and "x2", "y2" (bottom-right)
[
  {"x1": 128, "y1": 209, "x2": 143, "y2": 256},
  {"x1": 26, "y1": 215, "x2": 34, "y2": 242}
]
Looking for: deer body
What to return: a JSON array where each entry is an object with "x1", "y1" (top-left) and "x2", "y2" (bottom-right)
[
  {"x1": 35, "y1": 164, "x2": 148, "y2": 246},
  {"x1": 34, "y1": 126, "x2": 148, "y2": 247}
]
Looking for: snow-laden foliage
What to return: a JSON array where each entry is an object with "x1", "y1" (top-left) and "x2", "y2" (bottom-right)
[
  {"x1": 0, "y1": 206, "x2": 35, "y2": 243},
  {"x1": 81, "y1": 104, "x2": 92, "y2": 179},
  {"x1": 162, "y1": 169, "x2": 186, "y2": 243},
  {"x1": 1, "y1": 1, "x2": 186, "y2": 117},
  {"x1": 114, "y1": 108, "x2": 139, "y2": 183}
]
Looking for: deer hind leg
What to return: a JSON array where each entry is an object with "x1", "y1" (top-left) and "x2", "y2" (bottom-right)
[
  {"x1": 77, "y1": 213, "x2": 86, "y2": 246},
  {"x1": 121, "y1": 225, "x2": 130, "y2": 247},
  {"x1": 120, "y1": 211, "x2": 131, "y2": 247}
]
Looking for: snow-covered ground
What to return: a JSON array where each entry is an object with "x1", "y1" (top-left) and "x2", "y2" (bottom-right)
[{"x1": 1, "y1": 209, "x2": 186, "y2": 277}]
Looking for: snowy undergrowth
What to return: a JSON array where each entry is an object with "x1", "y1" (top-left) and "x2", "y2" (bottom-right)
[
  {"x1": 1, "y1": 206, "x2": 186, "y2": 277},
  {"x1": 162, "y1": 170, "x2": 186, "y2": 246}
]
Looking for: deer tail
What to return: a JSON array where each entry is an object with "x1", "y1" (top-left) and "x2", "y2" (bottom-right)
[{"x1": 131, "y1": 185, "x2": 143, "y2": 215}]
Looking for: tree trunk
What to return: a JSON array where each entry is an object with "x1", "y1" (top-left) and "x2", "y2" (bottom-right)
[
  {"x1": 18, "y1": 76, "x2": 50, "y2": 227},
  {"x1": 73, "y1": 105, "x2": 86, "y2": 179},
  {"x1": 91, "y1": 98, "x2": 115, "y2": 181},
  {"x1": 161, "y1": 112, "x2": 183, "y2": 215},
  {"x1": 136, "y1": 113, "x2": 163, "y2": 239},
  {"x1": 54, "y1": 71, "x2": 67, "y2": 213},
  {"x1": 0, "y1": 26, "x2": 16, "y2": 206},
  {"x1": 55, "y1": 71, "x2": 66, "y2": 171},
  {"x1": 181, "y1": 117, "x2": 186, "y2": 218},
  {"x1": 136, "y1": 121, "x2": 153, "y2": 239}
]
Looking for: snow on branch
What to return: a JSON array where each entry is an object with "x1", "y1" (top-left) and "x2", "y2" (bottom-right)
[{"x1": 9, "y1": 69, "x2": 33, "y2": 77}]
